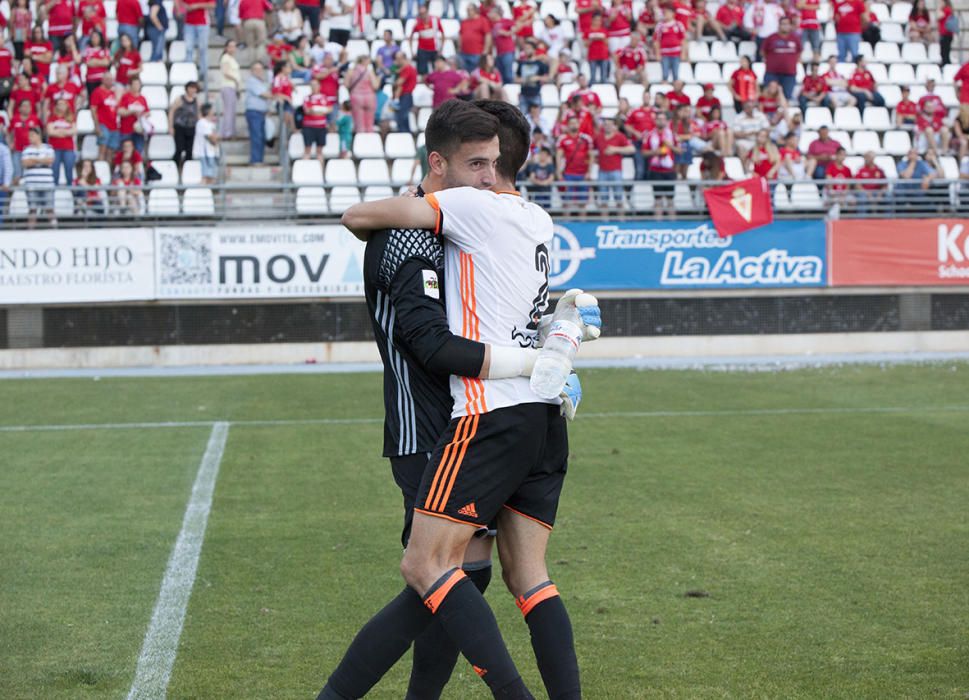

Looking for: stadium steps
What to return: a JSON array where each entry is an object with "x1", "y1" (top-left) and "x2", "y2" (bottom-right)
[
  {"x1": 220, "y1": 139, "x2": 279, "y2": 167},
  {"x1": 224, "y1": 165, "x2": 284, "y2": 184}
]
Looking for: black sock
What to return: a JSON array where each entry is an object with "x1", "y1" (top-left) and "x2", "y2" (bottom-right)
[
  {"x1": 517, "y1": 581, "x2": 581, "y2": 700},
  {"x1": 424, "y1": 568, "x2": 532, "y2": 699},
  {"x1": 319, "y1": 586, "x2": 433, "y2": 700},
  {"x1": 406, "y1": 562, "x2": 493, "y2": 700}
]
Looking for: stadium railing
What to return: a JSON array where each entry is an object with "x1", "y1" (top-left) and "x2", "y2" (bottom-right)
[{"x1": 2, "y1": 178, "x2": 967, "y2": 226}]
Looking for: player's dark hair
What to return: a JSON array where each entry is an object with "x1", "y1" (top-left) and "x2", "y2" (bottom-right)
[
  {"x1": 424, "y1": 99, "x2": 500, "y2": 159},
  {"x1": 471, "y1": 100, "x2": 531, "y2": 181}
]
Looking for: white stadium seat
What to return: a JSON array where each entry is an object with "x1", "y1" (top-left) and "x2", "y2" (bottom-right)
[
  {"x1": 357, "y1": 159, "x2": 391, "y2": 186},
  {"x1": 390, "y1": 158, "x2": 417, "y2": 186},
  {"x1": 863, "y1": 106, "x2": 892, "y2": 130},
  {"x1": 182, "y1": 188, "x2": 215, "y2": 216},
  {"x1": 147, "y1": 188, "x2": 180, "y2": 215},
  {"x1": 384, "y1": 133, "x2": 416, "y2": 159},
  {"x1": 882, "y1": 130, "x2": 912, "y2": 156},
  {"x1": 292, "y1": 159, "x2": 324, "y2": 185},
  {"x1": 143, "y1": 85, "x2": 169, "y2": 110},
  {"x1": 788, "y1": 183, "x2": 823, "y2": 209},
  {"x1": 169, "y1": 62, "x2": 199, "y2": 85},
  {"x1": 834, "y1": 107, "x2": 862, "y2": 131},
  {"x1": 152, "y1": 160, "x2": 180, "y2": 185},
  {"x1": 804, "y1": 107, "x2": 833, "y2": 129},
  {"x1": 77, "y1": 110, "x2": 95, "y2": 135},
  {"x1": 140, "y1": 62, "x2": 168, "y2": 86},
  {"x1": 363, "y1": 186, "x2": 395, "y2": 202},
  {"x1": 325, "y1": 160, "x2": 358, "y2": 185},
  {"x1": 296, "y1": 187, "x2": 328, "y2": 214},
  {"x1": 328, "y1": 186, "x2": 362, "y2": 214},
  {"x1": 352, "y1": 133, "x2": 384, "y2": 159},
  {"x1": 147, "y1": 134, "x2": 176, "y2": 160},
  {"x1": 851, "y1": 130, "x2": 882, "y2": 155},
  {"x1": 181, "y1": 160, "x2": 203, "y2": 186}
]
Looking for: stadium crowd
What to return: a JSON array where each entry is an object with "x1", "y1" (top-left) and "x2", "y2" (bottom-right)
[{"x1": 1, "y1": 0, "x2": 969, "y2": 221}]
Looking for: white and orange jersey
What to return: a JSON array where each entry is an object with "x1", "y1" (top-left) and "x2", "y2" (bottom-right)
[{"x1": 425, "y1": 187, "x2": 558, "y2": 418}]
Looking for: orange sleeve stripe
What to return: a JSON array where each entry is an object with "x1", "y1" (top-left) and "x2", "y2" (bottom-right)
[
  {"x1": 424, "y1": 192, "x2": 442, "y2": 235},
  {"x1": 516, "y1": 584, "x2": 560, "y2": 617},
  {"x1": 468, "y1": 254, "x2": 479, "y2": 341},
  {"x1": 503, "y1": 504, "x2": 554, "y2": 530},
  {"x1": 424, "y1": 416, "x2": 468, "y2": 511},
  {"x1": 423, "y1": 569, "x2": 467, "y2": 614},
  {"x1": 436, "y1": 413, "x2": 478, "y2": 510}
]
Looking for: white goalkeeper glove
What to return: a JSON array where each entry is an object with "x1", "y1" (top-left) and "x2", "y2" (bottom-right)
[{"x1": 537, "y1": 288, "x2": 602, "y2": 346}]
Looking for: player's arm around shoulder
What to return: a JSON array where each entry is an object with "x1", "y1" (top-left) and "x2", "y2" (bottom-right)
[{"x1": 342, "y1": 196, "x2": 439, "y2": 240}]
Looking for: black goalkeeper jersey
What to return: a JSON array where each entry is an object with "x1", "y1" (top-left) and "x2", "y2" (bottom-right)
[{"x1": 363, "y1": 226, "x2": 454, "y2": 458}]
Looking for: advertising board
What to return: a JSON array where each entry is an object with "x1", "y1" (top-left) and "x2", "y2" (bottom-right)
[{"x1": 547, "y1": 219, "x2": 827, "y2": 291}]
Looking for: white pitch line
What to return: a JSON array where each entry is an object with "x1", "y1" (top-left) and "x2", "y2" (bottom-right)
[
  {"x1": 126, "y1": 422, "x2": 230, "y2": 700},
  {"x1": 3, "y1": 406, "x2": 969, "y2": 435}
]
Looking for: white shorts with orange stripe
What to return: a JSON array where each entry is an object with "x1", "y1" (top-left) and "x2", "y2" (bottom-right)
[{"x1": 414, "y1": 402, "x2": 569, "y2": 530}]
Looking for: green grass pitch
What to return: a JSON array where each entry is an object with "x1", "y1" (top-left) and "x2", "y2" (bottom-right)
[{"x1": 1, "y1": 364, "x2": 968, "y2": 699}]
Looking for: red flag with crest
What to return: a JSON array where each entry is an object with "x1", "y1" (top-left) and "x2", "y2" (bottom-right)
[{"x1": 703, "y1": 176, "x2": 773, "y2": 237}]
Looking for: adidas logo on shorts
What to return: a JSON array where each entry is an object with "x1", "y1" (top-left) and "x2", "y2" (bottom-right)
[{"x1": 457, "y1": 502, "x2": 478, "y2": 518}]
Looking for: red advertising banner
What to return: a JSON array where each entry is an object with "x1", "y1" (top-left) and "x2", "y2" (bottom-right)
[{"x1": 829, "y1": 219, "x2": 969, "y2": 286}]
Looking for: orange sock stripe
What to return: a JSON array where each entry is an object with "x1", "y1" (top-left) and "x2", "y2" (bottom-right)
[
  {"x1": 516, "y1": 584, "x2": 560, "y2": 617},
  {"x1": 424, "y1": 417, "x2": 468, "y2": 510},
  {"x1": 423, "y1": 569, "x2": 467, "y2": 614},
  {"x1": 436, "y1": 413, "x2": 478, "y2": 510},
  {"x1": 429, "y1": 416, "x2": 476, "y2": 512}
]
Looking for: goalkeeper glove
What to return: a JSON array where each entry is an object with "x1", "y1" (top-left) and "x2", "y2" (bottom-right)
[
  {"x1": 559, "y1": 373, "x2": 582, "y2": 421},
  {"x1": 537, "y1": 288, "x2": 602, "y2": 346}
]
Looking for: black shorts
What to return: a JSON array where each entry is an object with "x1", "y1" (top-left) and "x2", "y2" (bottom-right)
[
  {"x1": 391, "y1": 453, "x2": 496, "y2": 547},
  {"x1": 303, "y1": 126, "x2": 327, "y2": 148},
  {"x1": 415, "y1": 403, "x2": 568, "y2": 531}
]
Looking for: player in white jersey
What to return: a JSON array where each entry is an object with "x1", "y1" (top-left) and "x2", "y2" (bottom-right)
[{"x1": 326, "y1": 100, "x2": 592, "y2": 700}]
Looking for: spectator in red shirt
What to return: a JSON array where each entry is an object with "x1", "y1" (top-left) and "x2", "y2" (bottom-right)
[
  {"x1": 25, "y1": 26, "x2": 53, "y2": 79},
  {"x1": 855, "y1": 150, "x2": 886, "y2": 213},
  {"x1": 575, "y1": 0, "x2": 602, "y2": 37},
  {"x1": 114, "y1": 33, "x2": 142, "y2": 86},
  {"x1": 700, "y1": 105, "x2": 732, "y2": 156},
  {"x1": 116, "y1": 0, "x2": 143, "y2": 49},
  {"x1": 822, "y1": 55, "x2": 857, "y2": 108},
  {"x1": 556, "y1": 115, "x2": 596, "y2": 208},
  {"x1": 184, "y1": 0, "x2": 216, "y2": 78},
  {"x1": 895, "y1": 85, "x2": 918, "y2": 130},
  {"x1": 746, "y1": 129, "x2": 780, "y2": 179},
  {"x1": 759, "y1": 80, "x2": 788, "y2": 126},
  {"x1": 939, "y1": 0, "x2": 956, "y2": 66},
  {"x1": 799, "y1": 61, "x2": 830, "y2": 112},
  {"x1": 489, "y1": 6, "x2": 517, "y2": 85},
  {"x1": 654, "y1": 5, "x2": 686, "y2": 84},
  {"x1": 410, "y1": 4, "x2": 444, "y2": 75},
  {"x1": 10, "y1": 98, "x2": 40, "y2": 180},
  {"x1": 118, "y1": 77, "x2": 149, "y2": 154},
  {"x1": 301, "y1": 78, "x2": 332, "y2": 164},
  {"x1": 623, "y1": 94, "x2": 655, "y2": 178},
  {"x1": 916, "y1": 90, "x2": 949, "y2": 156},
  {"x1": 805, "y1": 125, "x2": 843, "y2": 179},
  {"x1": 392, "y1": 51, "x2": 417, "y2": 133},
  {"x1": 8, "y1": 75, "x2": 35, "y2": 119},
  {"x1": 472, "y1": 54, "x2": 505, "y2": 101},
  {"x1": 729, "y1": 56, "x2": 759, "y2": 110},
  {"x1": 90, "y1": 72, "x2": 120, "y2": 162},
  {"x1": 693, "y1": 0, "x2": 726, "y2": 40},
  {"x1": 240, "y1": 0, "x2": 271, "y2": 64},
  {"x1": 424, "y1": 55, "x2": 463, "y2": 108},
  {"x1": 595, "y1": 117, "x2": 634, "y2": 207},
  {"x1": 797, "y1": 0, "x2": 822, "y2": 60},
  {"x1": 457, "y1": 4, "x2": 491, "y2": 74},
  {"x1": 833, "y1": 0, "x2": 865, "y2": 62},
  {"x1": 512, "y1": 0, "x2": 537, "y2": 45},
  {"x1": 642, "y1": 110, "x2": 680, "y2": 218},
  {"x1": 716, "y1": 0, "x2": 750, "y2": 42},
  {"x1": 825, "y1": 146, "x2": 853, "y2": 205},
  {"x1": 113, "y1": 160, "x2": 143, "y2": 215},
  {"x1": 666, "y1": 79, "x2": 691, "y2": 111},
  {"x1": 45, "y1": 0, "x2": 76, "y2": 52},
  {"x1": 46, "y1": 98, "x2": 77, "y2": 184},
  {"x1": 778, "y1": 132, "x2": 806, "y2": 179},
  {"x1": 43, "y1": 64, "x2": 82, "y2": 123},
  {"x1": 73, "y1": 158, "x2": 105, "y2": 215},
  {"x1": 82, "y1": 29, "x2": 111, "y2": 98},
  {"x1": 908, "y1": 0, "x2": 933, "y2": 44},
  {"x1": 584, "y1": 13, "x2": 610, "y2": 84},
  {"x1": 761, "y1": 17, "x2": 801, "y2": 99},
  {"x1": 695, "y1": 83, "x2": 721, "y2": 120},
  {"x1": 614, "y1": 32, "x2": 647, "y2": 88},
  {"x1": 78, "y1": 0, "x2": 107, "y2": 48},
  {"x1": 847, "y1": 56, "x2": 884, "y2": 113}
]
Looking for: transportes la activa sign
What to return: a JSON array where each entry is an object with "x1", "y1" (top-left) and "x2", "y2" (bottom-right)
[
  {"x1": 547, "y1": 219, "x2": 826, "y2": 290},
  {"x1": 830, "y1": 219, "x2": 969, "y2": 286},
  {"x1": 0, "y1": 228, "x2": 155, "y2": 304}
]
